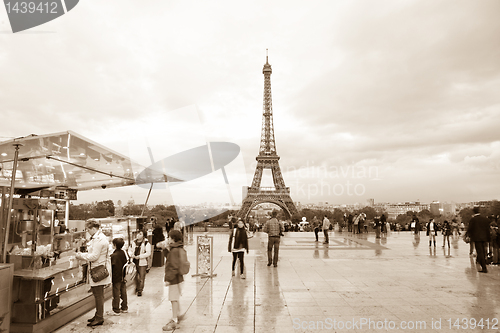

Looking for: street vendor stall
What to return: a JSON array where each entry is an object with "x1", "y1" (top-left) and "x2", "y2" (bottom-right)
[{"x1": 0, "y1": 131, "x2": 158, "y2": 333}]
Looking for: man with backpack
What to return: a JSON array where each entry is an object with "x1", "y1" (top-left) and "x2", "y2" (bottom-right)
[
  {"x1": 128, "y1": 230, "x2": 151, "y2": 296},
  {"x1": 158, "y1": 229, "x2": 189, "y2": 331}
]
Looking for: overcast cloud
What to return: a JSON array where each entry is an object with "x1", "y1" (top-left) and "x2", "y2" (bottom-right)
[{"x1": 0, "y1": 0, "x2": 499, "y2": 206}]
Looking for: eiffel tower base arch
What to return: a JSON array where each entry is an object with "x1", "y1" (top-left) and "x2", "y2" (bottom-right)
[{"x1": 237, "y1": 188, "x2": 298, "y2": 220}]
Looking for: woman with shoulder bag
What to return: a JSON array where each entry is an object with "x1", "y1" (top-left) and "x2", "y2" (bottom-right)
[{"x1": 75, "y1": 219, "x2": 112, "y2": 327}]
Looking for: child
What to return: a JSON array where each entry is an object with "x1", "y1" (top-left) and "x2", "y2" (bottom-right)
[
  {"x1": 228, "y1": 220, "x2": 249, "y2": 278},
  {"x1": 110, "y1": 238, "x2": 128, "y2": 315},
  {"x1": 159, "y1": 230, "x2": 185, "y2": 331}
]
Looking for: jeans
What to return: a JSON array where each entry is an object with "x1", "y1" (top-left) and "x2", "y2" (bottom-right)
[
  {"x1": 267, "y1": 236, "x2": 280, "y2": 266},
  {"x1": 91, "y1": 285, "x2": 104, "y2": 321},
  {"x1": 314, "y1": 228, "x2": 319, "y2": 241},
  {"x1": 112, "y1": 281, "x2": 128, "y2": 313},
  {"x1": 135, "y1": 265, "x2": 147, "y2": 292},
  {"x1": 323, "y1": 229, "x2": 329, "y2": 243},
  {"x1": 232, "y1": 252, "x2": 245, "y2": 274}
]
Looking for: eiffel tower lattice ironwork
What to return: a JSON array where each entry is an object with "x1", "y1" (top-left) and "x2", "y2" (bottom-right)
[{"x1": 238, "y1": 53, "x2": 298, "y2": 220}]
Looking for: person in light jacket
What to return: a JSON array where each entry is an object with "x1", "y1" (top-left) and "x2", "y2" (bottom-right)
[
  {"x1": 128, "y1": 230, "x2": 151, "y2": 296},
  {"x1": 75, "y1": 219, "x2": 111, "y2": 327}
]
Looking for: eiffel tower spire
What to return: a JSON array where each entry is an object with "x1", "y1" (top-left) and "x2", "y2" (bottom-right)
[
  {"x1": 238, "y1": 52, "x2": 298, "y2": 220},
  {"x1": 260, "y1": 48, "x2": 276, "y2": 156}
]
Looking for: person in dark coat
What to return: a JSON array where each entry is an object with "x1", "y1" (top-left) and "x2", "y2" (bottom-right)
[
  {"x1": 157, "y1": 230, "x2": 185, "y2": 331},
  {"x1": 442, "y1": 220, "x2": 452, "y2": 248},
  {"x1": 228, "y1": 220, "x2": 249, "y2": 278},
  {"x1": 110, "y1": 238, "x2": 128, "y2": 315},
  {"x1": 152, "y1": 223, "x2": 165, "y2": 249},
  {"x1": 467, "y1": 207, "x2": 491, "y2": 273}
]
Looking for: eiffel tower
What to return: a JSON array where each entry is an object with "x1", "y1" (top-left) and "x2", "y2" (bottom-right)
[{"x1": 238, "y1": 52, "x2": 298, "y2": 220}]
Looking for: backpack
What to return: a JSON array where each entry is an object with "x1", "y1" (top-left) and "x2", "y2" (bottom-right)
[
  {"x1": 123, "y1": 250, "x2": 137, "y2": 283},
  {"x1": 178, "y1": 248, "x2": 190, "y2": 275}
]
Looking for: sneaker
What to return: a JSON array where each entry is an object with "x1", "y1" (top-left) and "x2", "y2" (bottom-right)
[
  {"x1": 137, "y1": 292, "x2": 142, "y2": 297},
  {"x1": 108, "y1": 311, "x2": 120, "y2": 316},
  {"x1": 162, "y1": 320, "x2": 177, "y2": 331},
  {"x1": 267, "y1": 263, "x2": 271, "y2": 266},
  {"x1": 121, "y1": 309, "x2": 128, "y2": 313},
  {"x1": 232, "y1": 271, "x2": 235, "y2": 277},
  {"x1": 240, "y1": 273, "x2": 245, "y2": 279}
]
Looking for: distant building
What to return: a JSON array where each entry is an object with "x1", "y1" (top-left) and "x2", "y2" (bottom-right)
[
  {"x1": 367, "y1": 198, "x2": 375, "y2": 207},
  {"x1": 378, "y1": 202, "x2": 430, "y2": 220},
  {"x1": 430, "y1": 202, "x2": 440, "y2": 216}
]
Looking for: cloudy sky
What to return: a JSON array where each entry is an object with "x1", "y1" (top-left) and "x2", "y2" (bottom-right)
[{"x1": 1, "y1": 0, "x2": 499, "y2": 207}]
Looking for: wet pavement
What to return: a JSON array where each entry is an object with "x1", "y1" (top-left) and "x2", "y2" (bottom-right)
[{"x1": 55, "y1": 230, "x2": 500, "y2": 332}]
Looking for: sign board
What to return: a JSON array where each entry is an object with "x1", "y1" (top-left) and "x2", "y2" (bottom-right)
[{"x1": 193, "y1": 235, "x2": 216, "y2": 278}]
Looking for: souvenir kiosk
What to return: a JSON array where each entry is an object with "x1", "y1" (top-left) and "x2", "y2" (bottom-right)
[{"x1": 0, "y1": 131, "x2": 150, "y2": 333}]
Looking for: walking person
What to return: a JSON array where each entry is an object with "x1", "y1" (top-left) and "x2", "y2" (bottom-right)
[
  {"x1": 322, "y1": 215, "x2": 331, "y2": 244},
  {"x1": 228, "y1": 219, "x2": 249, "y2": 278},
  {"x1": 442, "y1": 220, "x2": 452, "y2": 248},
  {"x1": 129, "y1": 230, "x2": 151, "y2": 296},
  {"x1": 426, "y1": 219, "x2": 438, "y2": 247},
  {"x1": 75, "y1": 219, "x2": 111, "y2": 327},
  {"x1": 312, "y1": 216, "x2": 320, "y2": 242},
  {"x1": 159, "y1": 230, "x2": 187, "y2": 331},
  {"x1": 110, "y1": 238, "x2": 128, "y2": 316},
  {"x1": 467, "y1": 207, "x2": 491, "y2": 273},
  {"x1": 263, "y1": 211, "x2": 284, "y2": 267}
]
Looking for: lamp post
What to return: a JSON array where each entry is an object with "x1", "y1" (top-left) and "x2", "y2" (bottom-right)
[{"x1": 2, "y1": 143, "x2": 22, "y2": 264}]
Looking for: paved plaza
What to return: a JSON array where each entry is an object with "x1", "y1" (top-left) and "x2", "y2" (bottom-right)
[{"x1": 55, "y1": 230, "x2": 500, "y2": 332}]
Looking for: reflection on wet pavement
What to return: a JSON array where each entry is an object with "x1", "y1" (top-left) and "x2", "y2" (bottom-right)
[{"x1": 55, "y1": 231, "x2": 500, "y2": 333}]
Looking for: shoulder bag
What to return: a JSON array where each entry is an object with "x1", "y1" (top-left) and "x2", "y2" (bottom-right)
[{"x1": 90, "y1": 244, "x2": 109, "y2": 283}]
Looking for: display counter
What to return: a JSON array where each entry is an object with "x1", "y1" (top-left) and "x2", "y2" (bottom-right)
[{"x1": 0, "y1": 264, "x2": 14, "y2": 333}]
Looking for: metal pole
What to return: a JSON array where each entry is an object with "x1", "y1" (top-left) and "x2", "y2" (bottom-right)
[
  {"x1": 2, "y1": 143, "x2": 22, "y2": 264},
  {"x1": 141, "y1": 183, "x2": 153, "y2": 217},
  {"x1": 0, "y1": 186, "x2": 5, "y2": 263}
]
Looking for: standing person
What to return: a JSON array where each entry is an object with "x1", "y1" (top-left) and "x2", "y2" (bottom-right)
[
  {"x1": 426, "y1": 219, "x2": 438, "y2": 247},
  {"x1": 347, "y1": 214, "x2": 353, "y2": 233},
  {"x1": 353, "y1": 214, "x2": 359, "y2": 234},
  {"x1": 263, "y1": 211, "x2": 284, "y2": 267},
  {"x1": 174, "y1": 219, "x2": 185, "y2": 239},
  {"x1": 75, "y1": 219, "x2": 111, "y2": 327},
  {"x1": 228, "y1": 220, "x2": 249, "y2": 278},
  {"x1": 442, "y1": 220, "x2": 452, "y2": 248},
  {"x1": 153, "y1": 222, "x2": 165, "y2": 249},
  {"x1": 411, "y1": 215, "x2": 420, "y2": 235},
  {"x1": 322, "y1": 215, "x2": 331, "y2": 244},
  {"x1": 312, "y1": 216, "x2": 320, "y2": 242},
  {"x1": 159, "y1": 230, "x2": 186, "y2": 331},
  {"x1": 467, "y1": 207, "x2": 491, "y2": 273},
  {"x1": 110, "y1": 238, "x2": 128, "y2": 316},
  {"x1": 165, "y1": 218, "x2": 172, "y2": 235},
  {"x1": 380, "y1": 214, "x2": 387, "y2": 235},
  {"x1": 128, "y1": 230, "x2": 151, "y2": 296}
]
